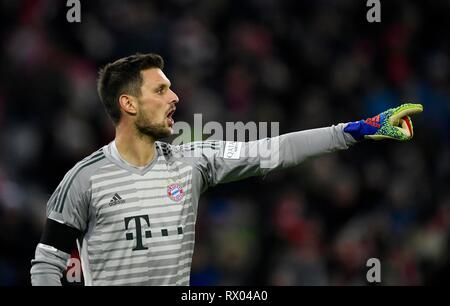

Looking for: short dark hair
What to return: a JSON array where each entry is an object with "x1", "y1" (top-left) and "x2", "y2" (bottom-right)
[{"x1": 97, "y1": 53, "x2": 165, "y2": 125}]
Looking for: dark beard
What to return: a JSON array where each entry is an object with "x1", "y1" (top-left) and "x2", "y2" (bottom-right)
[{"x1": 134, "y1": 114, "x2": 171, "y2": 140}]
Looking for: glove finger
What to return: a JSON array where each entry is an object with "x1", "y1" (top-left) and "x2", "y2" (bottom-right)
[
  {"x1": 389, "y1": 103, "x2": 423, "y2": 125},
  {"x1": 400, "y1": 115, "x2": 413, "y2": 137},
  {"x1": 394, "y1": 121, "x2": 410, "y2": 138}
]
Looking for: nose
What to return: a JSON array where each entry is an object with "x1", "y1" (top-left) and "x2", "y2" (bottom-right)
[{"x1": 170, "y1": 89, "x2": 179, "y2": 104}]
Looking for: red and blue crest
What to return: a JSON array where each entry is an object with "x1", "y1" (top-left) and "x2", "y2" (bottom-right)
[{"x1": 167, "y1": 183, "x2": 185, "y2": 202}]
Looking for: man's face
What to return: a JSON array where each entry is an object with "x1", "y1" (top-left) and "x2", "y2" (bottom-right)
[{"x1": 134, "y1": 68, "x2": 179, "y2": 140}]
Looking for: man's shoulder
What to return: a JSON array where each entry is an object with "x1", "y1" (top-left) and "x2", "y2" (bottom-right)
[{"x1": 66, "y1": 146, "x2": 110, "y2": 181}]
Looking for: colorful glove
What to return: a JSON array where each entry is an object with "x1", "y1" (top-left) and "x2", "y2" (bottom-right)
[{"x1": 344, "y1": 103, "x2": 423, "y2": 141}]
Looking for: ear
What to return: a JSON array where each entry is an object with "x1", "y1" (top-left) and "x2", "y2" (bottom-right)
[{"x1": 119, "y1": 94, "x2": 138, "y2": 115}]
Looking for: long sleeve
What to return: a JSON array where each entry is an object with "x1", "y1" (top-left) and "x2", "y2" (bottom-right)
[
  {"x1": 30, "y1": 244, "x2": 70, "y2": 286},
  {"x1": 30, "y1": 150, "x2": 103, "y2": 285},
  {"x1": 178, "y1": 123, "x2": 357, "y2": 192},
  {"x1": 268, "y1": 122, "x2": 357, "y2": 170}
]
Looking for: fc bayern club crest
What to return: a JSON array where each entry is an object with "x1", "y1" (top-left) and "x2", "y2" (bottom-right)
[{"x1": 167, "y1": 183, "x2": 185, "y2": 202}]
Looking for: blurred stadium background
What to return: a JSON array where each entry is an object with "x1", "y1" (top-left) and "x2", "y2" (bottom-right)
[{"x1": 0, "y1": 0, "x2": 449, "y2": 286}]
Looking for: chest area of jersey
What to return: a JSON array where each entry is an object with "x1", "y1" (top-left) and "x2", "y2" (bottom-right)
[{"x1": 91, "y1": 167, "x2": 193, "y2": 228}]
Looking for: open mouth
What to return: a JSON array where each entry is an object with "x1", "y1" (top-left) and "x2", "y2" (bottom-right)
[{"x1": 166, "y1": 108, "x2": 176, "y2": 127}]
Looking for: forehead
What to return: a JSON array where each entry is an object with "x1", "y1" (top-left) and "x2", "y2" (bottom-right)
[{"x1": 140, "y1": 68, "x2": 170, "y2": 87}]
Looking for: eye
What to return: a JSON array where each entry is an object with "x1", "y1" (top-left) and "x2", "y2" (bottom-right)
[{"x1": 156, "y1": 86, "x2": 166, "y2": 94}]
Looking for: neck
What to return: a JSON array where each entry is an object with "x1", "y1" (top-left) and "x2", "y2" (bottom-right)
[{"x1": 115, "y1": 123, "x2": 157, "y2": 167}]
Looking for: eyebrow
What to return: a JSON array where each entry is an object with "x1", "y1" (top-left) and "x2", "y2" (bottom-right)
[{"x1": 154, "y1": 82, "x2": 171, "y2": 90}]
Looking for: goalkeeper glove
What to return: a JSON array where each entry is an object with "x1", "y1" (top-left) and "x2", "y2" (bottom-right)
[{"x1": 344, "y1": 103, "x2": 423, "y2": 141}]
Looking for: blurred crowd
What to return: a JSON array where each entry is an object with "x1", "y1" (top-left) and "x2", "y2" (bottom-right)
[{"x1": 0, "y1": 0, "x2": 449, "y2": 286}]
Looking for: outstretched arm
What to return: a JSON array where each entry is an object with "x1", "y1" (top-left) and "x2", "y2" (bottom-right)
[{"x1": 190, "y1": 103, "x2": 423, "y2": 189}]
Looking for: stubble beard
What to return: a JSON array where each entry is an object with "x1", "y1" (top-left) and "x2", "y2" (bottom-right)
[{"x1": 134, "y1": 111, "x2": 172, "y2": 141}]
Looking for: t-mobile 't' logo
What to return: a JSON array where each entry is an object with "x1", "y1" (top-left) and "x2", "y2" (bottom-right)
[
  {"x1": 124, "y1": 215, "x2": 152, "y2": 251},
  {"x1": 124, "y1": 214, "x2": 184, "y2": 251}
]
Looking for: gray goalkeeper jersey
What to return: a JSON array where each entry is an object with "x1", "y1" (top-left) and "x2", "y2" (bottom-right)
[{"x1": 30, "y1": 124, "x2": 356, "y2": 286}]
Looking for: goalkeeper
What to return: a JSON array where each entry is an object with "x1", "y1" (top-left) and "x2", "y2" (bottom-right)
[{"x1": 30, "y1": 53, "x2": 423, "y2": 286}]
